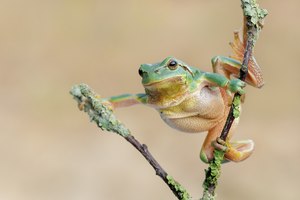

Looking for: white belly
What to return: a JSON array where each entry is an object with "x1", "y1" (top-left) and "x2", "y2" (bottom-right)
[{"x1": 159, "y1": 87, "x2": 226, "y2": 133}]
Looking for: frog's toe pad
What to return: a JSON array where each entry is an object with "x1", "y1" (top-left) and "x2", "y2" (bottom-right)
[
  {"x1": 212, "y1": 138, "x2": 228, "y2": 152},
  {"x1": 100, "y1": 100, "x2": 115, "y2": 111}
]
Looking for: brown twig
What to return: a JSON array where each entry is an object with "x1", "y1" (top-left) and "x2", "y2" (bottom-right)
[
  {"x1": 124, "y1": 135, "x2": 191, "y2": 199},
  {"x1": 219, "y1": 32, "x2": 254, "y2": 141}
]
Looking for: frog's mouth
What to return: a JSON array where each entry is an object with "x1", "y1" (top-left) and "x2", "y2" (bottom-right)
[
  {"x1": 143, "y1": 76, "x2": 185, "y2": 89},
  {"x1": 142, "y1": 76, "x2": 189, "y2": 98}
]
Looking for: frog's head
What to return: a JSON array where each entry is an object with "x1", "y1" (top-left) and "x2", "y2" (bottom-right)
[{"x1": 138, "y1": 56, "x2": 200, "y2": 101}]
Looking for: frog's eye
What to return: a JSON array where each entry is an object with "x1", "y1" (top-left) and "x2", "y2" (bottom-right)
[{"x1": 168, "y1": 60, "x2": 178, "y2": 70}]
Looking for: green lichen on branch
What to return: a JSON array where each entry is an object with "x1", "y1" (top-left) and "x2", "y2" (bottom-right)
[
  {"x1": 242, "y1": 0, "x2": 268, "y2": 43},
  {"x1": 167, "y1": 175, "x2": 191, "y2": 200},
  {"x1": 242, "y1": 0, "x2": 268, "y2": 25},
  {"x1": 70, "y1": 83, "x2": 130, "y2": 137},
  {"x1": 232, "y1": 95, "x2": 241, "y2": 118},
  {"x1": 201, "y1": 150, "x2": 225, "y2": 200}
]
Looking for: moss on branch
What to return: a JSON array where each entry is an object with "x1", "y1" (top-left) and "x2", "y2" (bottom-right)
[{"x1": 70, "y1": 84, "x2": 130, "y2": 137}]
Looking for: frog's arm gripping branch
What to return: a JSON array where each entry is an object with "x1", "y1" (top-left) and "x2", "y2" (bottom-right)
[
  {"x1": 202, "y1": 72, "x2": 246, "y2": 95},
  {"x1": 200, "y1": 1, "x2": 267, "y2": 200},
  {"x1": 70, "y1": 84, "x2": 191, "y2": 200}
]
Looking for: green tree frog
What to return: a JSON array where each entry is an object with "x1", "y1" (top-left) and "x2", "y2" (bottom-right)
[{"x1": 102, "y1": 31, "x2": 264, "y2": 163}]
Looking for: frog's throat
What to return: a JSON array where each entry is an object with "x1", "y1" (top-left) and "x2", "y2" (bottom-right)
[{"x1": 143, "y1": 76, "x2": 190, "y2": 107}]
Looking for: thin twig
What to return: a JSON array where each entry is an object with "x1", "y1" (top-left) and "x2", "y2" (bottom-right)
[
  {"x1": 125, "y1": 135, "x2": 191, "y2": 199},
  {"x1": 70, "y1": 84, "x2": 191, "y2": 200},
  {"x1": 219, "y1": 36, "x2": 253, "y2": 141},
  {"x1": 201, "y1": 1, "x2": 267, "y2": 199}
]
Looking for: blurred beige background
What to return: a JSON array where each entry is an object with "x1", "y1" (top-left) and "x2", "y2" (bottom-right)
[{"x1": 0, "y1": 0, "x2": 299, "y2": 199}]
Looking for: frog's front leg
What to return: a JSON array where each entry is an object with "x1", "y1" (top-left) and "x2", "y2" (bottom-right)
[
  {"x1": 202, "y1": 72, "x2": 246, "y2": 95},
  {"x1": 200, "y1": 119, "x2": 254, "y2": 163},
  {"x1": 211, "y1": 31, "x2": 264, "y2": 88},
  {"x1": 102, "y1": 93, "x2": 148, "y2": 110}
]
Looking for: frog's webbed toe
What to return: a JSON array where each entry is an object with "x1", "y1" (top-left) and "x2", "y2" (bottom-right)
[
  {"x1": 224, "y1": 139, "x2": 254, "y2": 162},
  {"x1": 200, "y1": 136, "x2": 254, "y2": 163}
]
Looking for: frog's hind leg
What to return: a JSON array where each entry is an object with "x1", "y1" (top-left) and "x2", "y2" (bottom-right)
[
  {"x1": 211, "y1": 30, "x2": 264, "y2": 88},
  {"x1": 200, "y1": 118, "x2": 254, "y2": 163},
  {"x1": 200, "y1": 121, "x2": 224, "y2": 163}
]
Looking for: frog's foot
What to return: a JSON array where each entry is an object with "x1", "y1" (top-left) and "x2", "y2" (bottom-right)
[
  {"x1": 230, "y1": 31, "x2": 264, "y2": 88},
  {"x1": 227, "y1": 78, "x2": 246, "y2": 95},
  {"x1": 199, "y1": 136, "x2": 223, "y2": 163},
  {"x1": 100, "y1": 99, "x2": 115, "y2": 111},
  {"x1": 210, "y1": 138, "x2": 230, "y2": 164},
  {"x1": 78, "y1": 97, "x2": 89, "y2": 111},
  {"x1": 212, "y1": 137, "x2": 228, "y2": 152},
  {"x1": 200, "y1": 148, "x2": 213, "y2": 164},
  {"x1": 201, "y1": 138, "x2": 254, "y2": 163},
  {"x1": 224, "y1": 139, "x2": 254, "y2": 162},
  {"x1": 211, "y1": 30, "x2": 264, "y2": 88}
]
